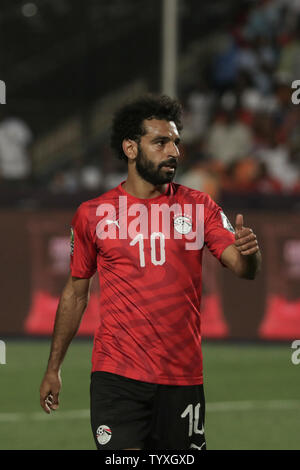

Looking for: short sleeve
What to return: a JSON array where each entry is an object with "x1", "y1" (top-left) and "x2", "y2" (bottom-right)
[
  {"x1": 204, "y1": 196, "x2": 235, "y2": 266},
  {"x1": 70, "y1": 204, "x2": 97, "y2": 278}
]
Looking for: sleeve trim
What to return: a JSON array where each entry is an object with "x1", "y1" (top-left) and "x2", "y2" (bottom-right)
[{"x1": 71, "y1": 269, "x2": 96, "y2": 279}]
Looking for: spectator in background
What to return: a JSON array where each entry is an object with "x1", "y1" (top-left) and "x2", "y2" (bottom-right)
[
  {"x1": 237, "y1": 35, "x2": 277, "y2": 95},
  {"x1": 251, "y1": 108, "x2": 300, "y2": 192},
  {"x1": 277, "y1": 24, "x2": 300, "y2": 82},
  {"x1": 99, "y1": 144, "x2": 128, "y2": 191},
  {"x1": 49, "y1": 168, "x2": 79, "y2": 194},
  {"x1": 178, "y1": 140, "x2": 221, "y2": 202},
  {"x1": 236, "y1": 70, "x2": 277, "y2": 117},
  {"x1": 206, "y1": 93, "x2": 253, "y2": 166},
  {"x1": 257, "y1": 139, "x2": 300, "y2": 192},
  {"x1": 211, "y1": 35, "x2": 240, "y2": 92},
  {"x1": 278, "y1": 0, "x2": 300, "y2": 34},
  {"x1": 181, "y1": 79, "x2": 215, "y2": 142},
  {"x1": 243, "y1": 0, "x2": 281, "y2": 41},
  {"x1": 179, "y1": 158, "x2": 221, "y2": 203},
  {"x1": 222, "y1": 157, "x2": 282, "y2": 194},
  {"x1": 80, "y1": 165, "x2": 103, "y2": 191},
  {"x1": 0, "y1": 117, "x2": 32, "y2": 185}
]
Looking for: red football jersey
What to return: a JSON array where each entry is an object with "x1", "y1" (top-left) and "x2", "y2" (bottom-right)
[{"x1": 70, "y1": 181, "x2": 235, "y2": 385}]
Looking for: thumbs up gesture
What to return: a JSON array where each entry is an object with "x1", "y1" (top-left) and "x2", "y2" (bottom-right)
[{"x1": 234, "y1": 214, "x2": 259, "y2": 256}]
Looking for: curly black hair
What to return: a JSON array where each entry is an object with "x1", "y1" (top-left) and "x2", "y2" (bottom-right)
[{"x1": 110, "y1": 94, "x2": 183, "y2": 161}]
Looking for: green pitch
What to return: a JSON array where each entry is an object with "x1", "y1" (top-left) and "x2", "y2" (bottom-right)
[{"x1": 0, "y1": 340, "x2": 299, "y2": 450}]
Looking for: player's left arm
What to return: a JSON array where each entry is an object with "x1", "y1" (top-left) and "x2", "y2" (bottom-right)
[{"x1": 221, "y1": 214, "x2": 262, "y2": 280}]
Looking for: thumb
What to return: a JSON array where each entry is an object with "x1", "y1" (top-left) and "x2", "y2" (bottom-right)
[{"x1": 235, "y1": 214, "x2": 244, "y2": 235}]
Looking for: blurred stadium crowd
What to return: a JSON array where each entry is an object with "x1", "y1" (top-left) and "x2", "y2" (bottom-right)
[
  {"x1": 179, "y1": 0, "x2": 300, "y2": 202},
  {"x1": 1, "y1": 0, "x2": 300, "y2": 208}
]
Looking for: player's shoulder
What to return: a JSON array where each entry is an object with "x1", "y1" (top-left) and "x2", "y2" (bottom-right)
[
  {"x1": 172, "y1": 182, "x2": 219, "y2": 210},
  {"x1": 75, "y1": 184, "x2": 121, "y2": 215}
]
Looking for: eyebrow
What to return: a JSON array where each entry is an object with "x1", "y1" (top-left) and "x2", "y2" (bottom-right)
[{"x1": 150, "y1": 135, "x2": 181, "y2": 145}]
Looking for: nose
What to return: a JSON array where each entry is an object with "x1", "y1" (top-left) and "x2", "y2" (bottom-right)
[{"x1": 167, "y1": 141, "x2": 180, "y2": 158}]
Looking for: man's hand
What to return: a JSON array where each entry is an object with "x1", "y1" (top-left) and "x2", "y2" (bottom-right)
[
  {"x1": 234, "y1": 214, "x2": 259, "y2": 256},
  {"x1": 40, "y1": 370, "x2": 62, "y2": 414},
  {"x1": 221, "y1": 213, "x2": 261, "y2": 279}
]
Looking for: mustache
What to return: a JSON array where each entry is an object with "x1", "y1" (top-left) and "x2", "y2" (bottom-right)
[{"x1": 159, "y1": 159, "x2": 177, "y2": 169}]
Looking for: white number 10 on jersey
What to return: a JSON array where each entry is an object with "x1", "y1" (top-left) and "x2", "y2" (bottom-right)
[{"x1": 130, "y1": 233, "x2": 166, "y2": 267}]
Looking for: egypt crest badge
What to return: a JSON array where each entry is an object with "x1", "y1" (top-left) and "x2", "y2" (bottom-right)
[
  {"x1": 220, "y1": 211, "x2": 235, "y2": 234},
  {"x1": 174, "y1": 214, "x2": 193, "y2": 235},
  {"x1": 96, "y1": 425, "x2": 112, "y2": 445}
]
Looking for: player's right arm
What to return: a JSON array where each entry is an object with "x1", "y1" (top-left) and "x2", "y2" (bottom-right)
[
  {"x1": 39, "y1": 273, "x2": 92, "y2": 414},
  {"x1": 40, "y1": 203, "x2": 97, "y2": 414}
]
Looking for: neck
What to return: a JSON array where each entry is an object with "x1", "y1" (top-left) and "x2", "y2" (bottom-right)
[{"x1": 122, "y1": 174, "x2": 168, "y2": 199}]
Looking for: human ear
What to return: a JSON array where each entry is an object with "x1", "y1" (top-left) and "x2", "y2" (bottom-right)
[{"x1": 122, "y1": 139, "x2": 138, "y2": 161}]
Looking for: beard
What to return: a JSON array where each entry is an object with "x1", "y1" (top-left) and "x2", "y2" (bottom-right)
[{"x1": 135, "y1": 145, "x2": 177, "y2": 186}]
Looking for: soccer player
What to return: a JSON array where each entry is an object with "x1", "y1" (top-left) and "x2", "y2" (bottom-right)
[{"x1": 39, "y1": 95, "x2": 262, "y2": 450}]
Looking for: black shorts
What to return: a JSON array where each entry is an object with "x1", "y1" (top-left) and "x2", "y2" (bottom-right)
[{"x1": 90, "y1": 371, "x2": 206, "y2": 450}]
